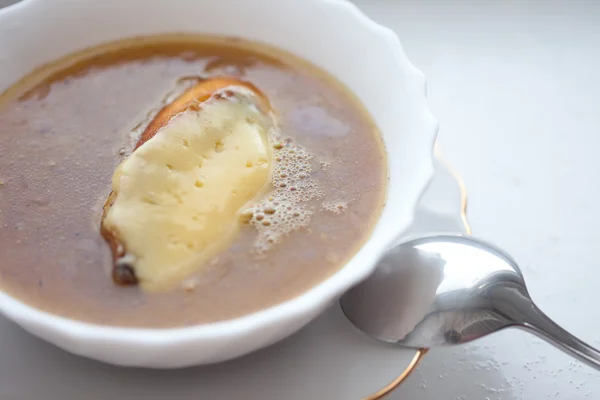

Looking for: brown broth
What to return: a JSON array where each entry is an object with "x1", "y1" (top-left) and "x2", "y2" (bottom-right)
[{"x1": 0, "y1": 35, "x2": 387, "y2": 328}]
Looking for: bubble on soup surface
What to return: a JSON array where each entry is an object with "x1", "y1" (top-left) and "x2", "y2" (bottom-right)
[
  {"x1": 322, "y1": 201, "x2": 348, "y2": 214},
  {"x1": 241, "y1": 136, "x2": 324, "y2": 253}
]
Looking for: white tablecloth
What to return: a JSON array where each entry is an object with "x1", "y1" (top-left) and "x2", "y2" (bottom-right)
[{"x1": 353, "y1": 0, "x2": 600, "y2": 398}]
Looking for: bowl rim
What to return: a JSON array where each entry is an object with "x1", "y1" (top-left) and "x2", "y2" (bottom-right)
[{"x1": 0, "y1": 0, "x2": 437, "y2": 362}]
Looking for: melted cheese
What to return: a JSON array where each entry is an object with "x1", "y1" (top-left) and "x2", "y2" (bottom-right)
[{"x1": 103, "y1": 91, "x2": 273, "y2": 290}]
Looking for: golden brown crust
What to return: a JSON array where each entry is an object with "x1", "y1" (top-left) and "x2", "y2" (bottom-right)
[
  {"x1": 100, "y1": 77, "x2": 269, "y2": 286},
  {"x1": 137, "y1": 77, "x2": 268, "y2": 150}
]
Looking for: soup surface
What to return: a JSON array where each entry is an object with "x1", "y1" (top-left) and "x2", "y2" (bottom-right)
[{"x1": 0, "y1": 36, "x2": 386, "y2": 328}]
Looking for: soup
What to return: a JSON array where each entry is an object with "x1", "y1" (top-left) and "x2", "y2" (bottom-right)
[{"x1": 0, "y1": 35, "x2": 387, "y2": 328}]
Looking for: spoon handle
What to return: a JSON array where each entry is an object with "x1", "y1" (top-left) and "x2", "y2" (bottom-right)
[{"x1": 512, "y1": 295, "x2": 600, "y2": 371}]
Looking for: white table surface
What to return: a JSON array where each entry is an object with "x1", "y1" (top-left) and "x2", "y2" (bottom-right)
[
  {"x1": 2, "y1": 0, "x2": 600, "y2": 398},
  {"x1": 351, "y1": 0, "x2": 600, "y2": 399}
]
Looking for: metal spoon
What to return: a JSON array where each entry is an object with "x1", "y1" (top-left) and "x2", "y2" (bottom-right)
[{"x1": 340, "y1": 234, "x2": 600, "y2": 370}]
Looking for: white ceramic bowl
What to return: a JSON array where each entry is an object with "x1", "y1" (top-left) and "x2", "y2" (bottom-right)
[{"x1": 0, "y1": 0, "x2": 437, "y2": 368}]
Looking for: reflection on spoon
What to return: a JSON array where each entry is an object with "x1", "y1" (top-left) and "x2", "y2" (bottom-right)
[{"x1": 341, "y1": 234, "x2": 600, "y2": 371}]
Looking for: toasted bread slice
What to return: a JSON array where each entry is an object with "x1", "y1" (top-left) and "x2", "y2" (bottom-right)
[{"x1": 101, "y1": 77, "x2": 270, "y2": 286}]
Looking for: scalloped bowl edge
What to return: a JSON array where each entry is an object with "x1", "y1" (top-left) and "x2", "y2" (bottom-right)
[{"x1": 0, "y1": 0, "x2": 437, "y2": 367}]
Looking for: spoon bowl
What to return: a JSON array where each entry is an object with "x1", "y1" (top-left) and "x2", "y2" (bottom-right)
[{"x1": 340, "y1": 234, "x2": 600, "y2": 370}]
